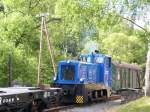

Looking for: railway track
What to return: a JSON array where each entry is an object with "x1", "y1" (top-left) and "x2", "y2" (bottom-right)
[
  {"x1": 43, "y1": 105, "x2": 75, "y2": 112},
  {"x1": 108, "y1": 95, "x2": 121, "y2": 101},
  {"x1": 43, "y1": 92, "x2": 144, "y2": 112},
  {"x1": 43, "y1": 95, "x2": 121, "y2": 112},
  {"x1": 43, "y1": 93, "x2": 142, "y2": 112}
]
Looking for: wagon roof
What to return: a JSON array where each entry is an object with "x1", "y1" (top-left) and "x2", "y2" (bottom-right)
[{"x1": 112, "y1": 61, "x2": 142, "y2": 70}]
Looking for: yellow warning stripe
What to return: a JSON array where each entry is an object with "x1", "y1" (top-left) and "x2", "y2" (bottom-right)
[{"x1": 76, "y1": 96, "x2": 84, "y2": 103}]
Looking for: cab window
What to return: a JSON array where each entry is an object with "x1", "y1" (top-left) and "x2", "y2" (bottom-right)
[{"x1": 61, "y1": 65, "x2": 75, "y2": 80}]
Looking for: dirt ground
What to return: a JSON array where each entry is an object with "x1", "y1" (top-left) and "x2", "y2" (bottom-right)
[{"x1": 59, "y1": 100, "x2": 121, "y2": 112}]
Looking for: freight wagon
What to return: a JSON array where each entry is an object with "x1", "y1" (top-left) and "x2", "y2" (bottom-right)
[
  {"x1": 0, "y1": 87, "x2": 62, "y2": 112},
  {"x1": 112, "y1": 61, "x2": 143, "y2": 91}
]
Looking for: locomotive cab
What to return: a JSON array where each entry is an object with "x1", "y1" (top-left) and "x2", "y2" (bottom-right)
[{"x1": 55, "y1": 60, "x2": 78, "y2": 84}]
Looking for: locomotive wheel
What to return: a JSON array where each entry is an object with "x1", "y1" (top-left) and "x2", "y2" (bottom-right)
[
  {"x1": 31, "y1": 99, "x2": 47, "y2": 112},
  {"x1": 18, "y1": 98, "x2": 47, "y2": 112}
]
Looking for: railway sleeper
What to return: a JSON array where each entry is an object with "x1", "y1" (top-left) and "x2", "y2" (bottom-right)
[{"x1": 118, "y1": 88, "x2": 144, "y2": 104}]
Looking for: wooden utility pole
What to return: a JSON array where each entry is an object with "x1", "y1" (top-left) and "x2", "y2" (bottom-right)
[
  {"x1": 37, "y1": 14, "x2": 44, "y2": 86},
  {"x1": 37, "y1": 13, "x2": 57, "y2": 86},
  {"x1": 43, "y1": 18, "x2": 57, "y2": 77},
  {"x1": 8, "y1": 54, "x2": 12, "y2": 87}
]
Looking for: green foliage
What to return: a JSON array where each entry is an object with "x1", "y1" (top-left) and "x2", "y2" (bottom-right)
[
  {"x1": 0, "y1": 0, "x2": 148, "y2": 86},
  {"x1": 101, "y1": 33, "x2": 144, "y2": 64}
]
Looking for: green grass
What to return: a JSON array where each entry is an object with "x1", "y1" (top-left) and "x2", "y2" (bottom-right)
[{"x1": 115, "y1": 97, "x2": 150, "y2": 112}]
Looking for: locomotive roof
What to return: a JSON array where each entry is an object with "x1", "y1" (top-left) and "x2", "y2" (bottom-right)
[
  {"x1": 80, "y1": 53, "x2": 111, "y2": 57},
  {"x1": 59, "y1": 60, "x2": 80, "y2": 64},
  {"x1": 59, "y1": 60, "x2": 100, "y2": 65},
  {"x1": 112, "y1": 61, "x2": 142, "y2": 70}
]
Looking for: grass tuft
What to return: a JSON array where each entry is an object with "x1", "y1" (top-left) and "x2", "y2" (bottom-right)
[{"x1": 114, "y1": 97, "x2": 150, "y2": 112}]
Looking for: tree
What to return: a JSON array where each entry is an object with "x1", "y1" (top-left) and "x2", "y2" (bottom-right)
[
  {"x1": 0, "y1": 0, "x2": 148, "y2": 88},
  {"x1": 101, "y1": 33, "x2": 143, "y2": 63}
]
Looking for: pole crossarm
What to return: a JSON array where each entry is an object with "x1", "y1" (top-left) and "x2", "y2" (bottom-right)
[{"x1": 34, "y1": 16, "x2": 61, "y2": 29}]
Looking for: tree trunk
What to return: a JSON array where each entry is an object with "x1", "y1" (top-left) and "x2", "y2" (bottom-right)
[{"x1": 145, "y1": 43, "x2": 150, "y2": 96}]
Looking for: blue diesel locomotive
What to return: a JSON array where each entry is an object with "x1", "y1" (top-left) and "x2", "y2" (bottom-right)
[{"x1": 54, "y1": 52, "x2": 112, "y2": 103}]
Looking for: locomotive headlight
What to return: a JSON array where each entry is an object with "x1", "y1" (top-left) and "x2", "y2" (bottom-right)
[
  {"x1": 53, "y1": 76, "x2": 57, "y2": 81},
  {"x1": 80, "y1": 78, "x2": 84, "y2": 83},
  {"x1": 67, "y1": 60, "x2": 70, "y2": 63}
]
